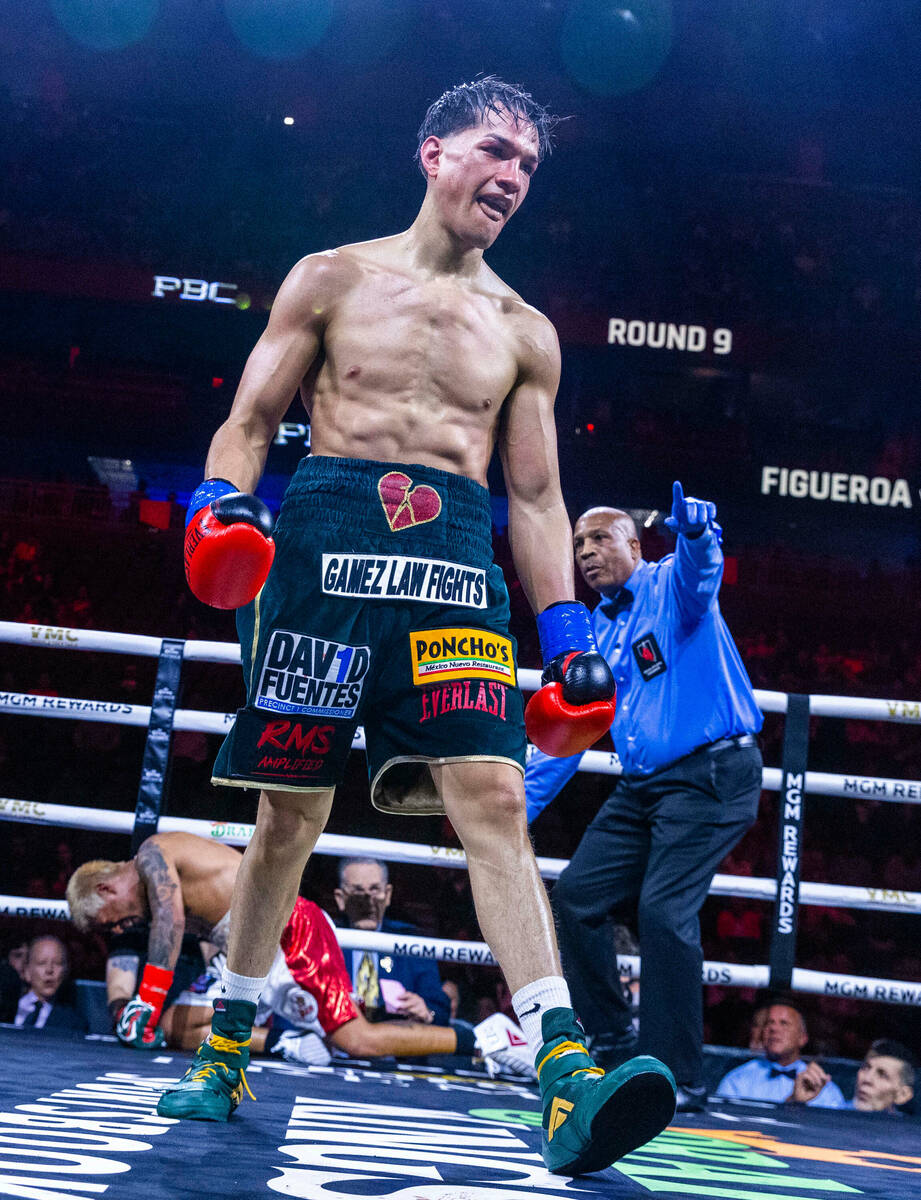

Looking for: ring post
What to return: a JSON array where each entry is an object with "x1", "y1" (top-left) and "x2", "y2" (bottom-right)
[
  {"x1": 130, "y1": 638, "x2": 184, "y2": 854},
  {"x1": 768, "y1": 692, "x2": 810, "y2": 990}
]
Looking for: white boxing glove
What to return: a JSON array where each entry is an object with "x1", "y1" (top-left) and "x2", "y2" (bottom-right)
[
  {"x1": 474, "y1": 1012, "x2": 537, "y2": 1080},
  {"x1": 272, "y1": 1029, "x2": 332, "y2": 1068}
]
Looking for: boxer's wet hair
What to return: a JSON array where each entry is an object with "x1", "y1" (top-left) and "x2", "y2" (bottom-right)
[
  {"x1": 66, "y1": 858, "x2": 122, "y2": 931},
  {"x1": 415, "y1": 75, "x2": 559, "y2": 173}
]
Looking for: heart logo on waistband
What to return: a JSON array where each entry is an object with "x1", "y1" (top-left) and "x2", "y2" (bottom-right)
[{"x1": 378, "y1": 471, "x2": 443, "y2": 531}]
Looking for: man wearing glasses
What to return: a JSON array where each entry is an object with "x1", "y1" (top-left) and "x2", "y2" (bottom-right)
[{"x1": 333, "y1": 856, "x2": 449, "y2": 1026}]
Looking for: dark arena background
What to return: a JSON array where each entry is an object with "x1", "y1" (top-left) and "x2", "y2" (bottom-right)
[{"x1": 1, "y1": 2, "x2": 920, "y2": 1197}]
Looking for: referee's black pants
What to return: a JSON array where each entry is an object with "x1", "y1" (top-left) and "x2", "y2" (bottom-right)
[{"x1": 553, "y1": 738, "x2": 762, "y2": 1088}]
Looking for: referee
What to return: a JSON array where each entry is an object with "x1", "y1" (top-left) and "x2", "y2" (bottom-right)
[{"x1": 525, "y1": 482, "x2": 763, "y2": 1112}]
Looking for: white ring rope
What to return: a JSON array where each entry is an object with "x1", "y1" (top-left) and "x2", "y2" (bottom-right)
[
  {"x1": 2, "y1": 798, "x2": 920, "y2": 916},
  {"x1": 4, "y1": 620, "x2": 921, "y2": 722},
  {"x1": 2, "y1": 891, "x2": 918, "y2": 1008},
  {"x1": 3, "y1": 620, "x2": 921, "y2": 1008},
  {"x1": 2, "y1": 689, "x2": 920, "y2": 803}
]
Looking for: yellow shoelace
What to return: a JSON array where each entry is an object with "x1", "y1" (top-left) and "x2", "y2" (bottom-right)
[
  {"x1": 208, "y1": 1033, "x2": 251, "y2": 1055},
  {"x1": 537, "y1": 1039, "x2": 589, "y2": 1077},
  {"x1": 190, "y1": 1033, "x2": 256, "y2": 1100},
  {"x1": 536, "y1": 1039, "x2": 606, "y2": 1082}
]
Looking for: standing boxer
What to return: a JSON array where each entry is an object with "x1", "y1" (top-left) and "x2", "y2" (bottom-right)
[{"x1": 159, "y1": 78, "x2": 675, "y2": 1175}]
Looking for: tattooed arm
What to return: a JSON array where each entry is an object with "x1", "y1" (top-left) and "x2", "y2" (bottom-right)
[
  {"x1": 135, "y1": 838, "x2": 185, "y2": 970},
  {"x1": 106, "y1": 952, "x2": 140, "y2": 1024}
]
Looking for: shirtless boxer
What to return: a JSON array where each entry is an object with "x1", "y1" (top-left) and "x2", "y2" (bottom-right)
[
  {"x1": 163, "y1": 78, "x2": 675, "y2": 1174},
  {"x1": 66, "y1": 831, "x2": 522, "y2": 1068}
]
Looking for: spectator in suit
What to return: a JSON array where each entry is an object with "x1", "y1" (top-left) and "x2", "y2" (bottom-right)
[
  {"x1": 333, "y1": 857, "x2": 450, "y2": 1026},
  {"x1": 13, "y1": 935, "x2": 87, "y2": 1032},
  {"x1": 715, "y1": 1001, "x2": 844, "y2": 1107}
]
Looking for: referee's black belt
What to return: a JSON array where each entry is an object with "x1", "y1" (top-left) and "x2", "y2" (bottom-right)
[
  {"x1": 625, "y1": 732, "x2": 759, "y2": 781},
  {"x1": 697, "y1": 732, "x2": 759, "y2": 756}
]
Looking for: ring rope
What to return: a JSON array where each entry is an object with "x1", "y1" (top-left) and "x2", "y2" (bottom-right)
[
  {"x1": 3, "y1": 619, "x2": 920, "y2": 1009},
  {"x1": 4, "y1": 620, "x2": 921, "y2": 723},
  {"x1": 1, "y1": 891, "x2": 918, "y2": 1009},
  {"x1": 1, "y1": 798, "x2": 919, "y2": 915},
  {"x1": 2, "y1": 689, "x2": 919, "y2": 802}
]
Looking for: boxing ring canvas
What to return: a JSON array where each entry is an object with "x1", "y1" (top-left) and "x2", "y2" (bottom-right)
[{"x1": 1, "y1": 1025, "x2": 919, "y2": 1199}]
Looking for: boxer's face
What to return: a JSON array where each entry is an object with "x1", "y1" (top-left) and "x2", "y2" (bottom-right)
[
  {"x1": 422, "y1": 108, "x2": 539, "y2": 250},
  {"x1": 853, "y1": 1053, "x2": 913, "y2": 1111},
  {"x1": 94, "y1": 870, "x2": 148, "y2": 935},
  {"x1": 335, "y1": 862, "x2": 392, "y2": 930},
  {"x1": 574, "y1": 511, "x2": 641, "y2": 594}
]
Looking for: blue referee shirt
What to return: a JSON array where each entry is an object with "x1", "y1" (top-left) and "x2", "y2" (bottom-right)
[{"x1": 525, "y1": 526, "x2": 763, "y2": 822}]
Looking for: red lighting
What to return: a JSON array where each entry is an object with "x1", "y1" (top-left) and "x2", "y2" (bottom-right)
[
  {"x1": 211, "y1": 376, "x2": 224, "y2": 389},
  {"x1": 586, "y1": 422, "x2": 595, "y2": 433},
  {"x1": 68, "y1": 346, "x2": 80, "y2": 368}
]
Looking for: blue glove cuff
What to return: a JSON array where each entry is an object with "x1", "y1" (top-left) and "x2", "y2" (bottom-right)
[
  {"x1": 185, "y1": 478, "x2": 237, "y2": 528},
  {"x1": 536, "y1": 601, "x2": 597, "y2": 664}
]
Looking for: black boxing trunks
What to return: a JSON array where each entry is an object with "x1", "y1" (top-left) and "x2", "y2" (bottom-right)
[{"x1": 211, "y1": 455, "x2": 526, "y2": 813}]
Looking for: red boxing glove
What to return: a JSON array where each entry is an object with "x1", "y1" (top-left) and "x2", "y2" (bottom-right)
[
  {"x1": 138, "y1": 961, "x2": 173, "y2": 1023},
  {"x1": 525, "y1": 653, "x2": 616, "y2": 757},
  {"x1": 116, "y1": 963, "x2": 173, "y2": 1048},
  {"x1": 525, "y1": 602, "x2": 616, "y2": 757},
  {"x1": 184, "y1": 481, "x2": 275, "y2": 609}
]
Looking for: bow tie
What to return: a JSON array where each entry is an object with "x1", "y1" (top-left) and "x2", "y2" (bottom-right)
[
  {"x1": 600, "y1": 589, "x2": 634, "y2": 619},
  {"x1": 768, "y1": 1066, "x2": 798, "y2": 1079}
]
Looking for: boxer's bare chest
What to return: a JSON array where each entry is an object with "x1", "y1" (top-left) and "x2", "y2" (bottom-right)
[{"x1": 318, "y1": 269, "x2": 522, "y2": 421}]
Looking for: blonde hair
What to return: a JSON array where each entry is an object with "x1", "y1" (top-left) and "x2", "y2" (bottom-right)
[{"x1": 65, "y1": 859, "x2": 124, "y2": 932}]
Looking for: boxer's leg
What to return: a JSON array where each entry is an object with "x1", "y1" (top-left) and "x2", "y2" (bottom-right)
[
  {"x1": 434, "y1": 760, "x2": 675, "y2": 1176},
  {"x1": 225, "y1": 787, "x2": 334, "y2": 979},
  {"x1": 158, "y1": 786, "x2": 333, "y2": 1121},
  {"x1": 432, "y1": 760, "x2": 557, "y2": 992}
]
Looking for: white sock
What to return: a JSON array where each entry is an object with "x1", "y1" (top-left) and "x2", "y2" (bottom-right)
[
  {"x1": 512, "y1": 976, "x2": 571, "y2": 1052},
  {"x1": 219, "y1": 966, "x2": 268, "y2": 1005}
]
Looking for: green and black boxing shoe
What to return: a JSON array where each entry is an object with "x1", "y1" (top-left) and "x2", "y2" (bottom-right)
[
  {"x1": 536, "y1": 1008, "x2": 676, "y2": 1176},
  {"x1": 157, "y1": 999, "x2": 257, "y2": 1122}
]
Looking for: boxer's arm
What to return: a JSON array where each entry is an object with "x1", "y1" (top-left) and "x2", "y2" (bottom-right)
[
  {"x1": 106, "y1": 953, "x2": 138, "y2": 1025},
  {"x1": 331, "y1": 1009, "x2": 458, "y2": 1058},
  {"x1": 498, "y1": 313, "x2": 571, "y2": 613},
  {"x1": 203, "y1": 253, "x2": 337, "y2": 491},
  {"x1": 135, "y1": 839, "x2": 185, "y2": 971}
]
